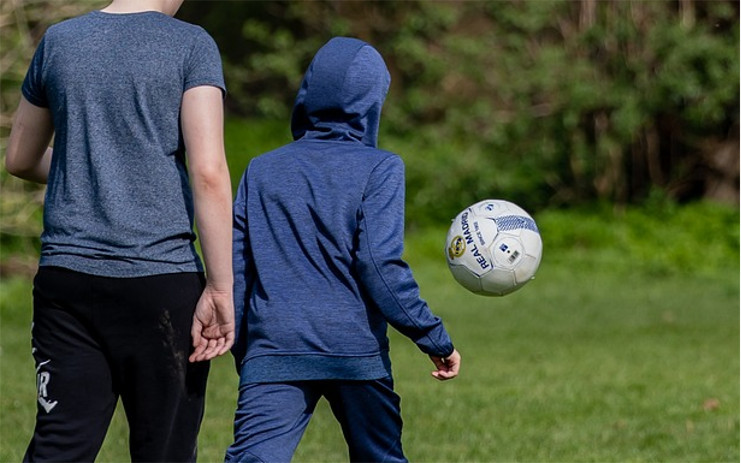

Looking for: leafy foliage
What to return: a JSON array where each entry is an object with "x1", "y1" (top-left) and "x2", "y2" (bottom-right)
[
  {"x1": 1, "y1": 1, "x2": 738, "y2": 270},
  {"x1": 180, "y1": 0, "x2": 739, "y2": 211}
]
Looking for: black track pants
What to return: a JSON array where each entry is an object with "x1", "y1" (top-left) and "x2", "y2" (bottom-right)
[{"x1": 24, "y1": 266, "x2": 210, "y2": 463}]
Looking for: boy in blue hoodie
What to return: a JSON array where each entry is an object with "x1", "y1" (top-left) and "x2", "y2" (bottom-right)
[{"x1": 227, "y1": 37, "x2": 461, "y2": 463}]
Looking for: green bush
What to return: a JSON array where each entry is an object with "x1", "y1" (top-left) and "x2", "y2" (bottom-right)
[
  {"x1": 180, "y1": 0, "x2": 739, "y2": 208},
  {"x1": 1, "y1": 2, "x2": 737, "y2": 275},
  {"x1": 534, "y1": 200, "x2": 740, "y2": 277},
  {"x1": 404, "y1": 198, "x2": 739, "y2": 280}
]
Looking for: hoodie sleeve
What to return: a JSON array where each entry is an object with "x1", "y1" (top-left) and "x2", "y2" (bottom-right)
[
  {"x1": 231, "y1": 169, "x2": 254, "y2": 371},
  {"x1": 356, "y1": 155, "x2": 454, "y2": 357}
]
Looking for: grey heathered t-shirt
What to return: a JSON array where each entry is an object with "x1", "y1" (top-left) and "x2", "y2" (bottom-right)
[{"x1": 22, "y1": 10, "x2": 226, "y2": 277}]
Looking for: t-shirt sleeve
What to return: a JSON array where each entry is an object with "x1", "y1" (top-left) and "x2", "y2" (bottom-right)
[
  {"x1": 184, "y1": 28, "x2": 226, "y2": 95},
  {"x1": 21, "y1": 35, "x2": 49, "y2": 108}
]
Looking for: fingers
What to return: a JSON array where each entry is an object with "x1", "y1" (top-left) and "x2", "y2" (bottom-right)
[
  {"x1": 189, "y1": 343, "x2": 206, "y2": 363},
  {"x1": 189, "y1": 316, "x2": 231, "y2": 362},
  {"x1": 431, "y1": 364, "x2": 457, "y2": 381},
  {"x1": 223, "y1": 330, "x2": 235, "y2": 353},
  {"x1": 189, "y1": 290, "x2": 235, "y2": 363},
  {"x1": 430, "y1": 350, "x2": 461, "y2": 381},
  {"x1": 201, "y1": 338, "x2": 220, "y2": 360},
  {"x1": 431, "y1": 371, "x2": 453, "y2": 381},
  {"x1": 190, "y1": 336, "x2": 230, "y2": 363}
]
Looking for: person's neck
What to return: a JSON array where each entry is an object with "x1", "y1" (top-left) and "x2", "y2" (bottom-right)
[{"x1": 101, "y1": 0, "x2": 170, "y2": 15}]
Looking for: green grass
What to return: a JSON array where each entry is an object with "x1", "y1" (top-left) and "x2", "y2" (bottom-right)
[
  {"x1": 1, "y1": 204, "x2": 739, "y2": 462},
  {"x1": 397, "y1": 242, "x2": 739, "y2": 462}
]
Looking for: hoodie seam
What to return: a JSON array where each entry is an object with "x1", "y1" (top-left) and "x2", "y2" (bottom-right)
[
  {"x1": 360, "y1": 156, "x2": 447, "y2": 355},
  {"x1": 336, "y1": 43, "x2": 368, "y2": 114}
]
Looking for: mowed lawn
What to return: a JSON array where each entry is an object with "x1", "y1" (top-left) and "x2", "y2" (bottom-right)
[{"x1": 1, "y1": 224, "x2": 738, "y2": 462}]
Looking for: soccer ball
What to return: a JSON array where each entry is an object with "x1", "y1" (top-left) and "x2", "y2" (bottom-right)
[{"x1": 445, "y1": 199, "x2": 542, "y2": 296}]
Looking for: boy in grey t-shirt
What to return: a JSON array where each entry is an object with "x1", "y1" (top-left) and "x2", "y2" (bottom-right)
[{"x1": 6, "y1": 1, "x2": 234, "y2": 460}]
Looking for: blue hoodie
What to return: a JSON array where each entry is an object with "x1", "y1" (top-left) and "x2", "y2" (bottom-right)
[{"x1": 232, "y1": 37, "x2": 454, "y2": 383}]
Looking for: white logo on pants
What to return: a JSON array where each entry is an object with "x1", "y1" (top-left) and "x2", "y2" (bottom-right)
[{"x1": 36, "y1": 360, "x2": 58, "y2": 413}]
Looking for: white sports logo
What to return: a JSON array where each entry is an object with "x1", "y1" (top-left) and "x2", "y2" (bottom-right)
[{"x1": 34, "y1": 355, "x2": 58, "y2": 413}]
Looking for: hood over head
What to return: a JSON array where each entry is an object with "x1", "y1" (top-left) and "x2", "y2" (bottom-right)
[{"x1": 290, "y1": 37, "x2": 391, "y2": 147}]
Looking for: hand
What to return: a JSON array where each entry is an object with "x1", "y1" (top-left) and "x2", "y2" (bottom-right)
[
  {"x1": 429, "y1": 349, "x2": 461, "y2": 381},
  {"x1": 189, "y1": 285, "x2": 235, "y2": 362}
]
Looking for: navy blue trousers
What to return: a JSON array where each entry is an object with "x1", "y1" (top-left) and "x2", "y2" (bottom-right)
[
  {"x1": 225, "y1": 378, "x2": 407, "y2": 463},
  {"x1": 24, "y1": 266, "x2": 209, "y2": 462}
]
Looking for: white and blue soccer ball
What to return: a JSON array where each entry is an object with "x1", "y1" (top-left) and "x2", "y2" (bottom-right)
[{"x1": 445, "y1": 199, "x2": 543, "y2": 296}]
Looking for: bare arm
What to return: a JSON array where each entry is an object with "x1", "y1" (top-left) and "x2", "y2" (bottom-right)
[
  {"x1": 181, "y1": 85, "x2": 235, "y2": 362},
  {"x1": 5, "y1": 96, "x2": 54, "y2": 184}
]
